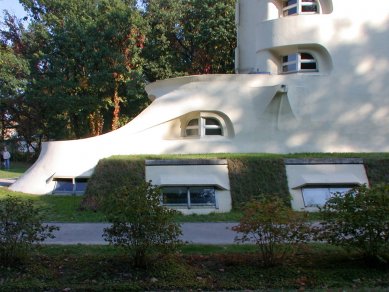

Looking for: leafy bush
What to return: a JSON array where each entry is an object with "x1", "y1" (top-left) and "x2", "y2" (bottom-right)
[
  {"x1": 364, "y1": 159, "x2": 389, "y2": 186},
  {"x1": 317, "y1": 185, "x2": 389, "y2": 263},
  {"x1": 0, "y1": 196, "x2": 58, "y2": 266},
  {"x1": 227, "y1": 158, "x2": 290, "y2": 208},
  {"x1": 81, "y1": 158, "x2": 145, "y2": 210},
  {"x1": 232, "y1": 197, "x2": 310, "y2": 267},
  {"x1": 102, "y1": 181, "x2": 182, "y2": 267}
]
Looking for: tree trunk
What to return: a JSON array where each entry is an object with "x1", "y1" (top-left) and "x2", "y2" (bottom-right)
[{"x1": 111, "y1": 79, "x2": 120, "y2": 131}]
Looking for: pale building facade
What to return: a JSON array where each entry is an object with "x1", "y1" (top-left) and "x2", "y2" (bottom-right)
[{"x1": 10, "y1": 0, "x2": 389, "y2": 212}]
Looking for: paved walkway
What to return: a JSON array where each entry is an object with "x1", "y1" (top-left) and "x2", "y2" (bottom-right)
[
  {"x1": 44, "y1": 222, "x2": 239, "y2": 245},
  {"x1": 1, "y1": 178, "x2": 239, "y2": 245}
]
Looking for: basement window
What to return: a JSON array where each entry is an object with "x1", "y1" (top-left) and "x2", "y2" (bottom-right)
[
  {"x1": 53, "y1": 177, "x2": 88, "y2": 195},
  {"x1": 161, "y1": 186, "x2": 217, "y2": 209},
  {"x1": 302, "y1": 185, "x2": 355, "y2": 207}
]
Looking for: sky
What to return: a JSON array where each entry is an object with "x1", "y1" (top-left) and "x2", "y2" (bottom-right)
[{"x1": 0, "y1": 0, "x2": 28, "y2": 20}]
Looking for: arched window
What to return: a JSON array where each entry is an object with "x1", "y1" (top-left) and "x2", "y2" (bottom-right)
[
  {"x1": 185, "y1": 116, "x2": 223, "y2": 137},
  {"x1": 283, "y1": 0, "x2": 318, "y2": 16},
  {"x1": 282, "y1": 52, "x2": 317, "y2": 73}
]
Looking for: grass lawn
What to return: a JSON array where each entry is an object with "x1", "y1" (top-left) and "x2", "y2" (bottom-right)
[
  {"x1": 2, "y1": 244, "x2": 389, "y2": 290},
  {"x1": 0, "y1": 161, "x2": 31, "y2": 179},
  {"x1": 0, "y1": 188, "x2": 244, "y2": 222}
]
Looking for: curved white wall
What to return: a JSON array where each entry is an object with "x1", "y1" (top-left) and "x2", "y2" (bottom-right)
[{"x1": 10, "y1": 0, "x2": 389, "y2": 195}]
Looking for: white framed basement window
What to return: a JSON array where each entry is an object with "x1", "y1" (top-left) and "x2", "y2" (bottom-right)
[
  {"x1": 161, "y1": 186, "x2": 218, "y2": 209},
  {"x1": 302, "y1": 186, "x2": 355, "y2": 207},
  {"x1": 53, "y1": 177, "x2": 88, "y2": 195},
  {"x1": 185, "y1": 117, "x2": 223, "y2": 137},
  {"x1": 283, "y1": 0, "x2": 319, "y2": 16},
  {"x1": 282, "y1": 52, "x2": 318, "y2": 73}
]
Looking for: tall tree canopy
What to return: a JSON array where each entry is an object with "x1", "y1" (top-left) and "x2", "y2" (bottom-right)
[
  {"x1": 141, "y1": 0, "x2": 236, "y2": 81},
  {"x1": 0, "y1": 0, "x2": 236, "y2": 153}
]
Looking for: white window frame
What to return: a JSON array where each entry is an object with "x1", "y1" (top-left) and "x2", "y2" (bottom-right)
[
  {"x1": 302, "y1": 186, "x2": 354, "y2": 207},
  {"x1": 161, "y1": 186, "x2": 218, "y2": 209},
  {"x1": 283, "y1": 0, "x2": 319, "y2": 16},
  {"x1": 184, "y1": 114, "x2": 224, "y2": 138},
  {"x1": 282, "y1": 52, "x2": 318, "y2": 73},
  {"x1": 53, "y1": 177, "x2": 88, "y2": 195}
]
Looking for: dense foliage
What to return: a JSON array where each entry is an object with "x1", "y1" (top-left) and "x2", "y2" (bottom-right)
[
  {"x1": 81, "y1": 157, "x2": 145, "y2": 210},
  {"x1": 233, "y1": 198, "x2": 310, "y2": 267},
  {"x1": 364, "y1": 158, "x2": 389, "y2": 185},
  {"x1": 0, "y1": 0, "x2": 236, "y2": 152},
  {"x1": 102, "y1": 181, "x2": 182, "y2": 267},
  {"x1": 2, "y1": 244, "x2": 389, "y2": 290},
  {"x1": 0, "y1": 195, "x2": 58, "y2": 266},
  {"x1": 227, "y1": 157, "x2": 290, "y2": 208},
  {"x1": 317, "y1": 185, "x2": 389, "y2": 263}
]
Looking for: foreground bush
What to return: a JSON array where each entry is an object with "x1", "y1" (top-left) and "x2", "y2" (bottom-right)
[
  {"x1": 233, "y1": 197, "x2": 311, "y2": 267},
  {"x1": 318, "y1": 185, "x2": 389, "y2": 262},
  {"x1": 102, "y1": 182, "x2": 182, "y2": 267},
  {"x1": 0, "y1": 196, "x2": 58, "y2": 266}
]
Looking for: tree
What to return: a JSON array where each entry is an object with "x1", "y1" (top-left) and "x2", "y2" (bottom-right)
[
  {"x1": 102, "y1": 181, "x2": 182, "y2": 268},
  {"x1": 317, "y1": 185, "x2": 389, "y2": 263},
  {"x1": 233, "y1": 197, "x2": 311, "y2": 267},
  {"x1": 141, "y1": 0, "x2": 236, "y2": 82},
  {"x1": 10, "y1": 0, "x2": 149, "y2": 137}
]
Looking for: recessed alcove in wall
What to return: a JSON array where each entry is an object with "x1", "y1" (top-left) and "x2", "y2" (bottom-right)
[
  {"x1": 265, "y1": 44, "x2": 333, "y2": 74},
  {"x1": 180, "y1": 111, "x2": 235, "y2": 139},
  {"x1": 267, "y1": 0, "x2": 333, "y2": 20}
]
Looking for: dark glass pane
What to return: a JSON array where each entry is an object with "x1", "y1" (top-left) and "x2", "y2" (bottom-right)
[
  {"x1": 284, "y1": 0, "x2": 297, "y2": 7},
  {"x1": 54, "y1": 179, "x2": 73, "y2": 192},
  {"x1": 283, "y1": 54, "x2": 297, "y2": 63},
  {"x1": 162, "y1": 187, "x2": 188, "y2": 205},
  {"x1": 186, "y1": 128, "x2": 199, "y2": 136},
  {"x1": 301, "y1": 62, "x2": 317, "y2": 70},
  {"x1": 300, "y1": 53, "x2": 314, "y2": 60},
  {"x1": 190, "y1": 187, "x2": 216, "y2": 205},
  {"x1": 205, "y1": 128, "x2": 222, "y2": 135},
  {"x1": 283, "y1": 64, "x2": 297, "y2": 72},
  {"x1": 205, "y1": 118, "x2": 220, "y2": 126},
  {"x1": 75, "y1": 179, "x2": 88, "y2": 193},
  {"x1": 187, "y1": 119, "x2": 198, "y2": 126},
  {"x1": 302, "y1": 5, "x2": 317, "y2": 12},
  {"x1": 284, "y1": 6, "x2": 298, "y2": 15}
]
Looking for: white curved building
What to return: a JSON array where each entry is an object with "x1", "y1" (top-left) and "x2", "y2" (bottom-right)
[{"x1": 10, "y1": 0, "x2": 389, "y2": 211}]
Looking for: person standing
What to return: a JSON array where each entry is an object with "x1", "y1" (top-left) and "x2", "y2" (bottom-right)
[{"x1": 2, "y1": 147, "x2": 11, "y2": 170}]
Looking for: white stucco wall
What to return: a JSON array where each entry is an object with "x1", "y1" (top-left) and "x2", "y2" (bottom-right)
[
  {"x1": 286, "y1": 162, "x2": 369, "y2": 211},
  {"x1": 9, "y1": 0, "x2": 389, "y2": 195},
  {"x1": 145, "y1": 161, "x2": 232, "y2": 214}
]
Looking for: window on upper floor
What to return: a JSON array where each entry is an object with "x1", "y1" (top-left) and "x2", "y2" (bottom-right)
[
  {"x1": 185, "y1": 117, "x2": 223, "y2": 137},
  {"x1": 283, "y1": 0, "x2": 318, "y2": 16},
  {"x1": 282, "y1": 52, "x2": 318, "y2": 73}
]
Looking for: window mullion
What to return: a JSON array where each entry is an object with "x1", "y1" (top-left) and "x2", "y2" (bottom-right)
[
  {"x1": 187, "y1": 187, "x2": 191, "y2": 209},
  {"x1": 200, "y1": 118, "x2": 205, "y2": 137}
]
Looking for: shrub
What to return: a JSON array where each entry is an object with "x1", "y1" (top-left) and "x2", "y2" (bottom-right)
[
  {"x1": 0, "y1": 196, "x2": 58, "y2": 266},
  {"x1": 227, "y1": 158, "x2": 290, "y2": 208},
  {"x1": 232, "y1": 197, "x2": 310, "y2": 267},
  {"x1": 317, "y1": 185, "x2": 389, "y2": 263},
  {"x1": 81, "y1": 158, "x2": 145, "y2": 210},
  {"x1": 102, "y1": 181, "x2": 182, "y2": 268}
]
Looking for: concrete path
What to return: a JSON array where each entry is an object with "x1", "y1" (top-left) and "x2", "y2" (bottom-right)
[{"x1": 44, "y1": 222, "x2": 239, "y2": 245}]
